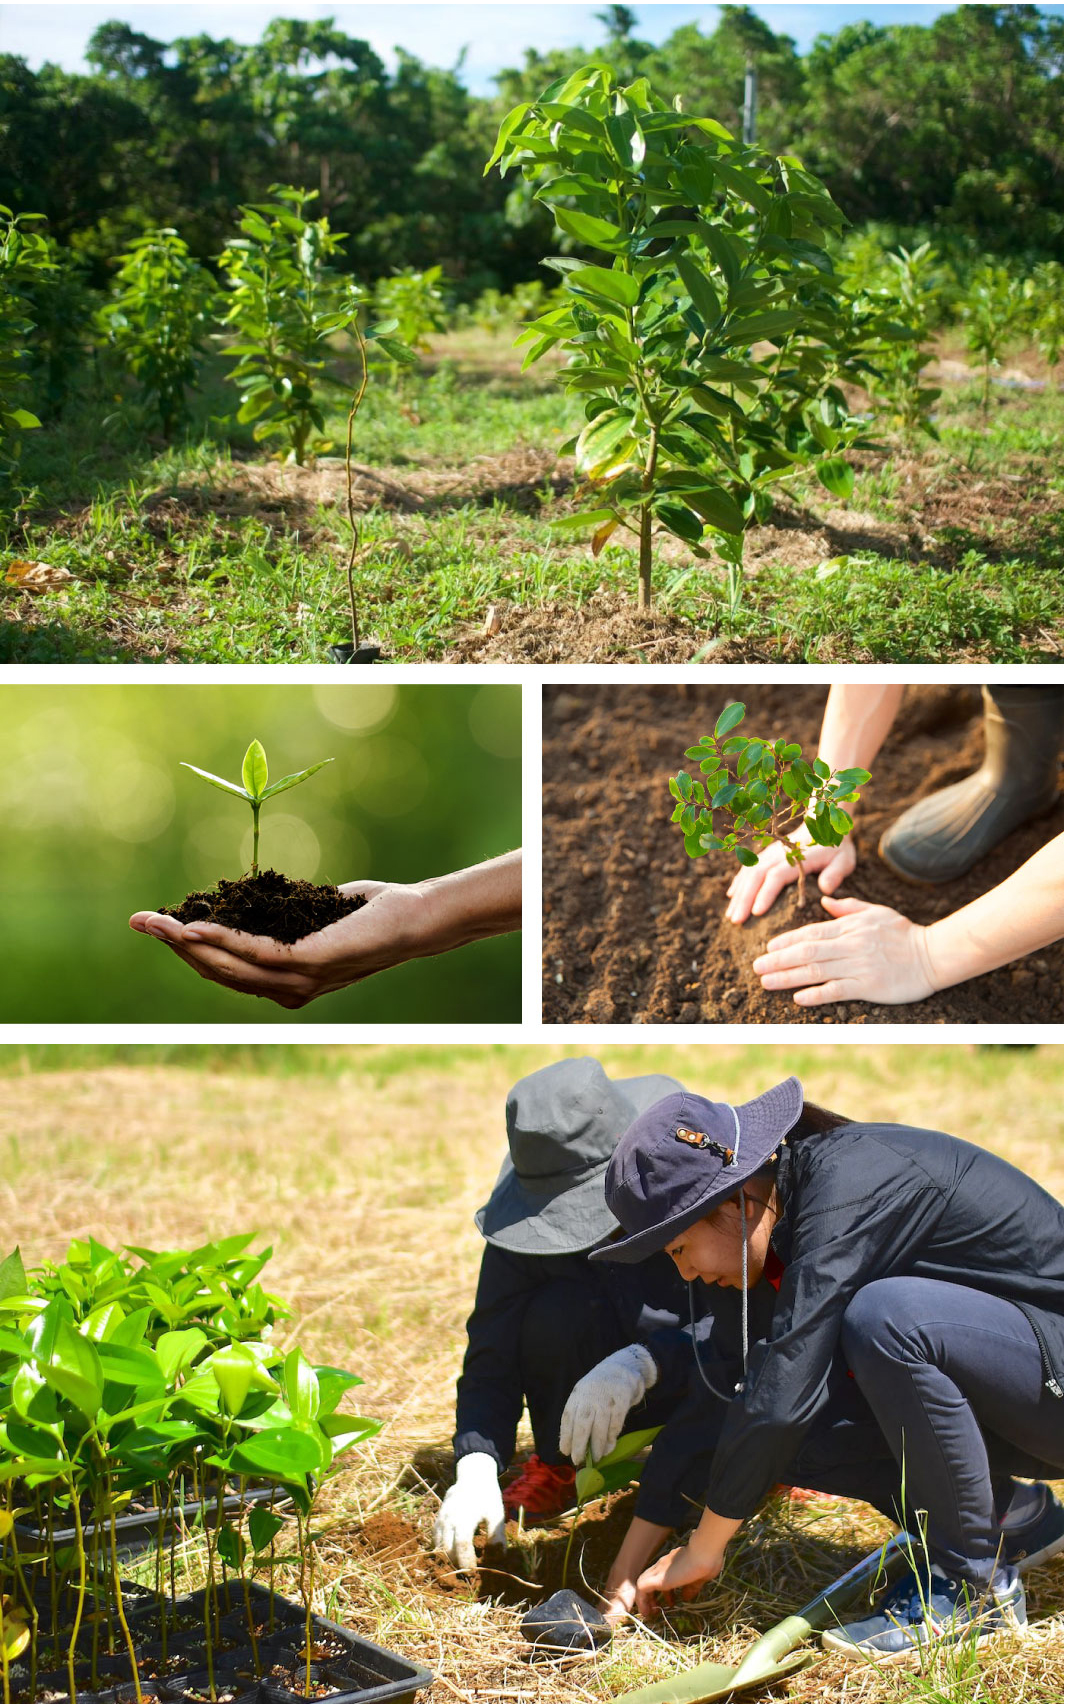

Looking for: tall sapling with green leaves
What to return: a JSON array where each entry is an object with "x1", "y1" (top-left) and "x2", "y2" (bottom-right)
[
  {"x1": 488, "y1": 66, "x2": 871, "y2": 616},
  {"x1": 669, "y1": 702, "x2": 870, "y2": 909}
]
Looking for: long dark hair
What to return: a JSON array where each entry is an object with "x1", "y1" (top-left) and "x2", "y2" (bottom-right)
[{"x1": 790, "y1": 1100, "x2": 852, "y2": 1138}]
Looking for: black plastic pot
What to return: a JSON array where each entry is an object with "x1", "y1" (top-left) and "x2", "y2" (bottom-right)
[
  {"x1": 328, "y1": 643, "x2": 381, "y2": 665},
  {"x1": 16, "y1": 1485, "x2": 281, "y2": 1565}
]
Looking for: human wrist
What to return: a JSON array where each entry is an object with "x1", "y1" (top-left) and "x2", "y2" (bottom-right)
[
  {"x1": 416, "y1": 854, "x2": 521, "y2": 957},
  {"x1": 914, "y1": 919, "x2": 954, "y2": 995}
]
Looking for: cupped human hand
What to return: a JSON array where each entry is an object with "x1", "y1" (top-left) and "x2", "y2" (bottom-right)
[
  {"x1": 725, "y1": 835, "x2": 856, "y2": 925},
  {"x1": 751, "y1": 895, "x2": 937, "y2": 1007},
  {"x1": 600, "y1": 1578, "x2": 638, "y2": 1626},
  {"x1": 634, "y1": 1542, "x2": 723, "y2": 1619},
  {"x1": 129, "y1": 879, "x2": 433, "y2": 1009}
]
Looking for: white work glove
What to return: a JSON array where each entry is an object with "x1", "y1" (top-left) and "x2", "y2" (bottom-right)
[
  {"x1": 432, "y1": 1452, "x2": 506, "y2": 1572},
  {"x1": 559, "y1": 1342, "x2": 658, "y2": 1465}
]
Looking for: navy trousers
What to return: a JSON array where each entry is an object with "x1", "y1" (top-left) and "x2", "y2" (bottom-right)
[{"x1": 637, "y1": 1277, "x2": 1061, "y2": 1592}]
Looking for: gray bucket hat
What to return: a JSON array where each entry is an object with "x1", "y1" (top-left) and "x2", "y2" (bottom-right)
[
  {"x1": 589, "y1": 1078, "x2": 804, "y2": 1265},
  {"x1": 475, "y1": 1058, "x2": 684, "y2": 1254}
]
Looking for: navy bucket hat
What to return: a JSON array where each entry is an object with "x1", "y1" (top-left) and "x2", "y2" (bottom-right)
[
  {"x1": 476, "y1": 1057, "x2": 684, "y2": 1254},
  {"x1": 589, "y1": 1077, "x2": 804, "y2": 1265}
]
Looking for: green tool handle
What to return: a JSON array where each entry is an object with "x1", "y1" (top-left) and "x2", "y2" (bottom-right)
[{"x1": 728, "y1": 1531, "x2": 910, "y2": 1685}]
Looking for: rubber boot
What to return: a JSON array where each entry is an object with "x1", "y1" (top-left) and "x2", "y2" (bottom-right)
[{"x1": 878, "y1": 686, "x2": 1061, "y2": 884}]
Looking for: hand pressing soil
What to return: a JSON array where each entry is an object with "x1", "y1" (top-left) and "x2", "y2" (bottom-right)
[{"x1": 159, "y1": 869, "x2": 366, "y2": 945}]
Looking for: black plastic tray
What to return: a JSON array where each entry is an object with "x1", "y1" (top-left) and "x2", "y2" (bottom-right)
[
  {"x1": 15, "y1": 1486, "x2": 282, "y2": 1564},
  {"x1": 9, "y1": 1581, "x2": 432, "y2": 1704}
]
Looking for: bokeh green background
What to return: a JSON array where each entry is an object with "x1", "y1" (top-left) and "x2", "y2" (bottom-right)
[{"x1": 0, "y1": 682, "x2": 521, "y2": 1023}]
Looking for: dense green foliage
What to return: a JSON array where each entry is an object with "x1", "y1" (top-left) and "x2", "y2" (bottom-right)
[
  {"x1": 495, "y1": 63, "x2": 877, "y2": 610},
  {"x1": 96, "y1": 229, "x2": 220, "y2": 438},
  {"x1": 0, "y1": 1237, "x2": 379, "y2": 1701},
  {"x1": 669, "y1": 700, "x2": 870, "y2": 905},
  {"x1": 0, "y1": 6, "x2": 1060, "y2": 291}
]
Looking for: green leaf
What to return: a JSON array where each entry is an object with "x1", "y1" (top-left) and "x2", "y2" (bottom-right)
[
  {"x1": 0, "y1": 1248, "x2": 27, "y2": 1304},
  {"x1": 834, "y1": 767, "x2": 871, "y2": 788},
  {"x1": 712, "y1": 782, "x2": 740, "y2": 808},
  {"x1": 216, "y1": 1523, "x2": 247, "y2": 1570},
  {"x1": 683, "y1": 485, "x2": 745, "y2": 536},
  {"x1": 575, "y1": 1465, "x2": 604, "y2": 1503},
  {"x1": 485, "y1": 102, "x2": 532, "y2": 172},
  {"x1": 554, "y1": 208, "x2": 624, "y2": 248},
  {"x1": 715, "y1": 702, "x2": 746, "y2": 738},
  {"x1": 735, "y1": 847, "x2": 760, "y2": 867},
  {"x1": 283, "y1": 1349, "x2": 320, "y2": 1423},
  {"x1": 155, "y1": 1328, "x2": 208, "y2": 1385},
  {"x1": 816, "y1": 457, "x2": 855, "y2": 501},
  {"x1": 29, "y1": 1304, "x2": 103, "y2": 1420},
  {"x1": 568, "y1": 265, "x2": 640, "y2": 308},
  {"x1": 96, "y1": 1343, "x2": 165, "y2": 1390},
  {"x1": 180, "y1": 763, "x2": 248, "y2": 800},
  {"x1": 242, "y1": 740, "x2": 269, "y2": 800},
  {"x1": 248, "y1": 1505, "x2": 285, "y2": 1553},
  {"x1": 259, "y1": 759, "x2": 333, "y2": 802},
  {"x1": 595, "y1": 1426, "x2": 662, "y2": 1468},
  {"x1": 230, "y1": 1426, "x2": 323, "y2": 1480},
  {"x1": 676, "y1": 254, "x2": 720, "y2": 329},
  {"x1": 549, "y1": 507, "x2": 617, "y2": 534}
]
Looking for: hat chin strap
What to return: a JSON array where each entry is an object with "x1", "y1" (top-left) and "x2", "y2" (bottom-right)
[{"x1": 690, "y1": 1104, "x2": 749, "y2": 1401}]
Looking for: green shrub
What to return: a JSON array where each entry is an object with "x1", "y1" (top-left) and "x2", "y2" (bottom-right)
[{"x1": 97, "y1": 228, "x2": 220, "y2": 438}]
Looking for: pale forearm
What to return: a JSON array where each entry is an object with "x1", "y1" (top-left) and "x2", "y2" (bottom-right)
[
  {"x1": 605, "y1": 1516, "x2": 672, "y2": 1597},
  {"x1": 690, "y1": 1507, "x2": 743, "y2": 1562},
  {"x1": 817, "y1": 685, "x2": 905, "y2": 778},
  {"x1": 924, "y1": 835, "x2": 1064, "y2": 992},
  {"x1": 414, "y1": 851, "x2": 522, "y2": 955}
]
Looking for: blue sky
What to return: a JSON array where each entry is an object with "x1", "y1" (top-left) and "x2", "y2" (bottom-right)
[{"x1": 0, "y1": 4, "x2": 1005, "y2": 92}]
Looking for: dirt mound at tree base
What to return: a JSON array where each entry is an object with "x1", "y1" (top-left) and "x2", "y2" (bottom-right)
[{"x1": 542, "y1": 684, "x2": 1063, "y2": 1025}]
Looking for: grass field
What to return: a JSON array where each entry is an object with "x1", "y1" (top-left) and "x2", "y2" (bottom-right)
[
  {"x1": 2, "y1": 330, "x2": 1061, "y2": 664},
  {"x1": 3, "y1": 1044, "x2": 1061, "y2": 1704}
]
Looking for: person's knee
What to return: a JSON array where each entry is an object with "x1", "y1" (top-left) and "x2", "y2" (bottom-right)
[{"x1": 841, "y1": 1277, "x2": 928, "y2": 1377}]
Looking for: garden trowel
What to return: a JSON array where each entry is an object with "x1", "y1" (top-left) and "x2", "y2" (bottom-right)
[{"x1": 611, "y1": 1532, "x2": 910, "y2": 1704}]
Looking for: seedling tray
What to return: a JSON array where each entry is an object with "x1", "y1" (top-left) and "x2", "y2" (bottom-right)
[
  {"x1": 15, "y1": 1486, "x2": 282, "y2": 1565},
  {"x1": 9, "y1": 1583, "x2": 432, "y2": 1704}
]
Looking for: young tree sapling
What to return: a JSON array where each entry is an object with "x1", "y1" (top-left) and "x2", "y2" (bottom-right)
[
  {"x1": 181, "y1": 740, "x2": 332, "y2": 877},
  {"x1": 669, "y1": 701, "x2": 870, "y2": 909}
]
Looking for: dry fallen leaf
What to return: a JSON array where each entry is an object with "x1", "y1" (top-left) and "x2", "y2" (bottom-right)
[{"x1": 5, "y1": 560, "x2": 74, "y2": 591}]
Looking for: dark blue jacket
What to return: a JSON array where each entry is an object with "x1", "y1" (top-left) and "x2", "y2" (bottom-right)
[{"x1": 646, "y1": 1122, "x2": 1063, "y2": 1522}]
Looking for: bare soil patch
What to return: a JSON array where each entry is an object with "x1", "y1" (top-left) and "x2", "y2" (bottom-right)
[{"x1": 542, "y1": 684, "x2": 1063, "y2": 1025}]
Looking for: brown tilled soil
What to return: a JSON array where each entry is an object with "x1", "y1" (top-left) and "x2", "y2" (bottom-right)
[
  {"x1": 542, "y1": 684, "x2": 1063, "y2": 1026},
  {"x1": 160, "y1": 869, "x2": 365, "y2": 944}
]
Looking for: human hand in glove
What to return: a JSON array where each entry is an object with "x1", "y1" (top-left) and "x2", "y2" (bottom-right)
[
  {"x1": 559, "y1": 1343, "x2": 658, "y2": 1465},
  {"x1": 432, "y1": 1452, "x2": 506, "y2": 1572}
]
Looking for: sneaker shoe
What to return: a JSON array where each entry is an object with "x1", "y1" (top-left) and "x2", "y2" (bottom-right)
[
  {"x1": 502, "y1": 1455, "x2": 576, "y2": 1520},
  {"x1": 822, "y1": 1569, "x2": 1027, "y2": 1665},
  {"x1": 1001, "y1": 1482, "x2": 1065, "y2": 1574}
]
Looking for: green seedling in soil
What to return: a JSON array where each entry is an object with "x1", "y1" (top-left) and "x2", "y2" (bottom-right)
[
  {"x1": 488, "y1": 65, "x2": 875, "y2": 616},
  {"x1": 960, "y1": 263, "x2": 1028, "y2": 413},
  {"x1": 97, "y1": 229, "x2": 220, "y2": 440},
  {"x1": 561, "y1": 1426, "x2": 661, "y2": 1589},
  {"x1": 180, "y1": 740, "x2": 332, "y2": 877},
  {"x1": 669, "y1": 701, "x2": 870, "y2": 909}
]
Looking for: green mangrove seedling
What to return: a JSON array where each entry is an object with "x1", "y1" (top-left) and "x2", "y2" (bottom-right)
[
  {"x1": 562, "y1": 1426, "x2": 661, "y2": 1587},
  {"x1": 669, "y1": 701, "x2": 870, "y2": 909},
  {"x1": 181, "y1": 740, "x2": 332, "y2": 877}
]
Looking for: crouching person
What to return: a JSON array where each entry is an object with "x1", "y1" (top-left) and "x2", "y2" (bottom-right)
[
  {"x1": 583, "y1": 1081, "x2": 1063, "y2": 1662},
  {"x1": 432, "y1": 1057, "x2": 688, "y2": 1572}
]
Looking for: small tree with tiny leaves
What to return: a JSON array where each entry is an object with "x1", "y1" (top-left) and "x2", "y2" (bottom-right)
[{"x1": 669, "y1": 701, "x2": 870, "y2": 908}]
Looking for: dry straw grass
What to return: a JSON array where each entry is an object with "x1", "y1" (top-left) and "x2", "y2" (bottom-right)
[{"x1": 1, "y1": 1045, "x2": 1061, "y2": 1703}]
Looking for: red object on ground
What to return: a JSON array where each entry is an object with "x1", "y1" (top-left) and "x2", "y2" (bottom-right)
[{"x1": 503, "y1": 1456, "x2": 577, "y2": 1519}]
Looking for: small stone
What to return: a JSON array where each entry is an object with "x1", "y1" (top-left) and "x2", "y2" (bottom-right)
[
  {"x1": 723, "y1": 988, "x2": 743, "y2": 1007},
  {"x1": 554, "y1": 973, "x2": 564, "y2": 985}
]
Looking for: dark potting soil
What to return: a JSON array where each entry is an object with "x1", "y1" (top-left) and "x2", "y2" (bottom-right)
[
  {"x1": 542, "y1": 684, "x2": 1064, "y2": 1025},
  {"x1": 159, "y1": 870, "x2": 366, "y2": 945}
]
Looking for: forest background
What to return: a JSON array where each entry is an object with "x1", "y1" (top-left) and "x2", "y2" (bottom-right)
[{"x1": 3, "y1": 3, "x2": 1062, "y2": 291}]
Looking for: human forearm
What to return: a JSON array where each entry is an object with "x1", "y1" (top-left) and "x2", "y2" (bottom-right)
[
  {"x1": 414, "y1": 850, "x2": 522, "y2": 955},
  {"x1": 817, "y1": 685, "x2": 904, "y2": 780},
  {"x1": 923, "y1": 835, "x2": 1064, "y2": 992}
]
